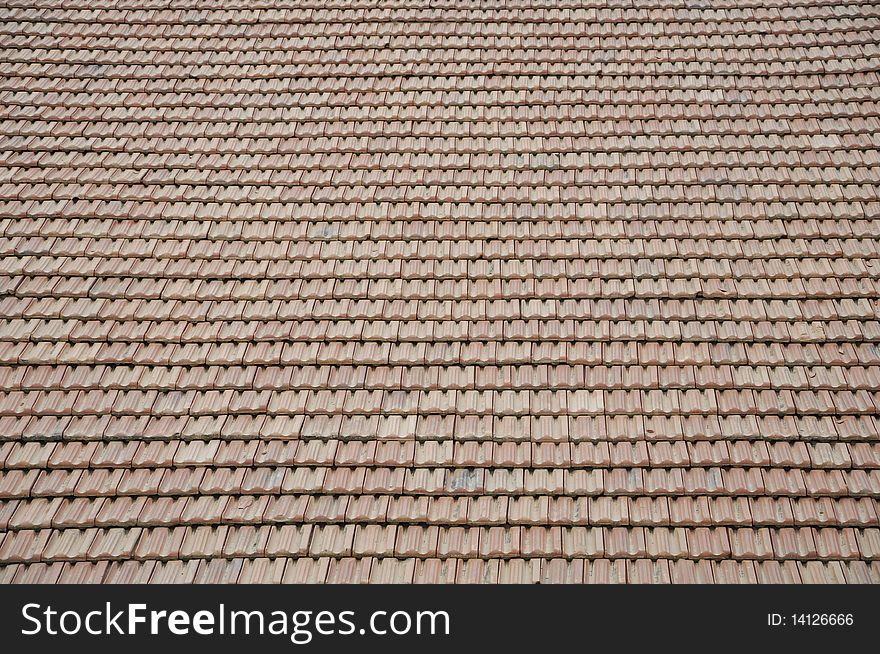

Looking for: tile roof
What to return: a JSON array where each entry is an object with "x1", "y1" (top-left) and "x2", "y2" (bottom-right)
[{"x1": 1, "y1": 0, "x2": 880, "y2": 584}]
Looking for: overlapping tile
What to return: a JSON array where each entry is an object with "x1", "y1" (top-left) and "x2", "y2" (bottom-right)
[{"x1": 0, "y1": 0, "x2": 880, "y2": 583}]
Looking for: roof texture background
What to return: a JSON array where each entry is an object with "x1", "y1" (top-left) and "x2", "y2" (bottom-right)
[{"x1": 0, "y1": 0, "x2": 879, "y2": 583}]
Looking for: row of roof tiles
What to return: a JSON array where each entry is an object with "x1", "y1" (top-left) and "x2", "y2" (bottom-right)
[
  {"x1": 1, "y1": 388, "x2": 878, "y2": 416},
  {"x1": 4, "y1": 466, "x2": 880, "y2": 499},
  {"x1": 3, "y1": 320, "x2": 880, "y2": 344},
  {"x1": 4, "y1": 554, "x2": 880, "y2": 584},
  {"x1": 4, "y1": 10, "x2": 878, "y2": 30},
  {"x1": 11, "y1": 167, "x2": 880, "y2": 188},
  {"x1": 3, "y1": 494, "x2": 876, "y2": 528},
  {"x1": 8, "y1": 46, "x2": 880, "y2": 68},
  {"x1": 2, "y1": 412, "x2": 876, "y2": 441},
  {"x1": 4, "y1": 133, "x2": 879, "y2": 154},
  {"x1": 2, "y1": 525, "x2": 879, "y2": 562},
  {"x1": 7, "y1": 99, "x2": 880, "y2": 122},
  {"x1": 5, "y1": 200, "x2": 879, "y2": 221},
  {"x1": 5, "y1": 438, "x2": 878, "y2": 469},
  {"x1": 6, "y1": 297, "x2": 879, "y2": 319},
  {"x1": 4, "y1": 87, "x2": 878, "y2": 108},
  {"x1": 5, "y1": 360, "x2": 880, "y2": 387},
  {"x1": 3, "y1": 184, "x2": 879, "y2": 204},
  {"x1": 6, "y1": 258, "x2": 880, "y2": 285},
  {"x1": 3, "y1": 340, "x2": 878, "y2": 365},
  {"x1": 6, "y1": 117, "x2": 880, "y2": 138}
]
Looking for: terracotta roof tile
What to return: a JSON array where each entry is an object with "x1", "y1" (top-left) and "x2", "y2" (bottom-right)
[{"x1": 2, "y1": 0, "x2": 880, "y2": 584}]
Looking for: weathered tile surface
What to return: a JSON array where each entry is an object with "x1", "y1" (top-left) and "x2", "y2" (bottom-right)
[{"x1": 1, "y1": 0, "x2": 880, "y2": 584}]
